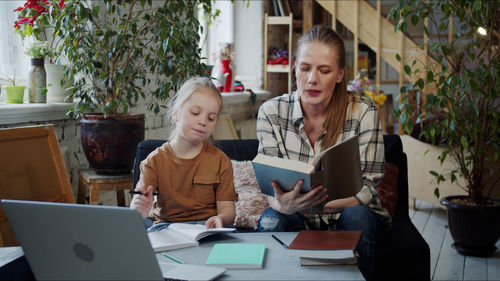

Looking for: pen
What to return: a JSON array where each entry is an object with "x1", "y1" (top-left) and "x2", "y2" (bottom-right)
[
  {"x1": 272, "y1": 234, "x2": 288, "y2": 249},
  {"x1": 129, "y1": 190, "x2": 158, "y2": 196},
  {"x1": 162, "y1": 252, "x2": 186, "y2": 264}
]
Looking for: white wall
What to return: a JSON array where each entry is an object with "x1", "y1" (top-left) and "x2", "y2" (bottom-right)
[{"x1": 233, "y1": 1, "x2": 264, "y2": 89}]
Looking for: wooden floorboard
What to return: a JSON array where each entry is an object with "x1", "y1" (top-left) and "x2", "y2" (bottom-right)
[
  {"x1": 411, "y1": 200, "x2": 433, "y2": 233},
  {"x1": 464, "y1": 256, "x2": 487, "y2": 280},
  {"x1": 433, "y1": 230, "x2": 465, "y2": 280},
  {"x1": 420, "y1": 206, "x2": 448, "y2": 279},
  {"x1": 411, "y1": 199, "x2": 500, "y2": 281},
  {"x1": 487, "y1": 240, "x2": 500, "y2": 281}
]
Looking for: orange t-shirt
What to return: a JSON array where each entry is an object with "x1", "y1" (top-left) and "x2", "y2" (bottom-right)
[{"x1": 137, "y1": 141, "x2": 236, "y2": 224}]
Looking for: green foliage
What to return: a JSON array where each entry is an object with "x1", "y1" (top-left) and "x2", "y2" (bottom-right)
[
  {"x1": 14, "y1": 0, "x2": 66, "y2": 64},
  {"x1": 57, "y1": 0, "x2": 216, "y2": 117},
  {"x1": 389, "y1": 0, "x2": 500, "y2": 204},
  {"x1": 0, "y1": 71, "x2": 23, "y2": 87},
  {"x1": 24, "y1": 40, "x2": 54, "y2": 59}
]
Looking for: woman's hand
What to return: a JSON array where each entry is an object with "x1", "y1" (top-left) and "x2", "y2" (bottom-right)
[
  {"x1": 323, "y1": 196, "x2": 360, "y2": 213},
  {"x1": 129, "y1": 185, "x2": 155, "y2": 219},
  {"x1": 205, "y1": 215, "x2": 224, "y2": 229},
  {"x1": 270, "y1": 180, "x2": 328, "y2": 215}
]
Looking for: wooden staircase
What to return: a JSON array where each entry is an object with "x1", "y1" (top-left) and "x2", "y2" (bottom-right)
[{"x1": 316, "y1": 0, "x2": 440, "y2": 94}]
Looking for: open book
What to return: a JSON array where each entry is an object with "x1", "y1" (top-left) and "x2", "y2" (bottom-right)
[
  {"x1": 147, "y1": 223, "x2": 235, "y2": 252},
  {"x1": 252, "y1": 135, "x2": 363, "y2": 211}
]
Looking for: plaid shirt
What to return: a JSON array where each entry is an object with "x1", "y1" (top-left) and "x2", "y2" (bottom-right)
[{"x1": 256, "y1": 92, "x2": 391, "y2": 228}]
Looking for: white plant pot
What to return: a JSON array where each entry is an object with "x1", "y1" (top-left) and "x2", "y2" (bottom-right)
[{"x1": 45, "y1": 64, "x2": 72, "y2": 103}]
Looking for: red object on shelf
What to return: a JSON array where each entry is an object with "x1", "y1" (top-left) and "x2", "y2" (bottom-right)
[
  {"x1": 220, "y1": 60, "x2": 232, "y2": 92},
  {"x1": 267, "y1": 57, "x2": 289, "y2": 65}
]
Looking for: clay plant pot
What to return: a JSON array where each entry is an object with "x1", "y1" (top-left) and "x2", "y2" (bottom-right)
[
  {"x1": 440, "y1": 195, "x2": 500, "y2": 257},
  {"x1": 80, "y1": 113, "x2": 145, "y2": 175}
]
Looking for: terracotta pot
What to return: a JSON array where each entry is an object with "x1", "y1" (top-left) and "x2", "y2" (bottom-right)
[
  {"x1": 440, "y1": 195, "x2": 500, "y2": 256},
  {"x1": 80, "y1": 113, "x2": 145, "y2": 175}
]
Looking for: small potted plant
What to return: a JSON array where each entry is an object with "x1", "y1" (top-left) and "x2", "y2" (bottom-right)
[
  {"x1": 24, "y1": 40, "x2": 54, "y2": 103},
  {"x1": 14, "y1": 0, "x2": 70, "y2": 102},
  {"x1": 0, "y1": 71, "x2": 26, "y2": 104}
]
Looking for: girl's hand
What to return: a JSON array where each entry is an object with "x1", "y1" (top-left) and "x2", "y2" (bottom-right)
[
  {"x1": 205, "y1": 215, "x2": 223, "y2": 229},
  {"x1": 271, "y1": 180, "x2": 328, "y2": 215},
  {"x1": 129, "y1": 185, "x2": 155, "y2": 219}
]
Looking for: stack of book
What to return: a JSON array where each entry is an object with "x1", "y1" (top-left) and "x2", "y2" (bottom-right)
[{"x1": 287, "y1": 230, "x2": 361, "y2": 266}]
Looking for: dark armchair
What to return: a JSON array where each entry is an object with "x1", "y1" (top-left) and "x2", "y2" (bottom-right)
[{"x1": 133, "y1": 135, "x2": 430, "y2": 281}]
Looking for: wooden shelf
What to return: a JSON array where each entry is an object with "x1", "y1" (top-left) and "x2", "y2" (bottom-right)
[
  {"x1": 266, "y1": 64, "x2": 290, "y2": 73},
  {"x1": 268, "y1": 16, "x2": 293, "y2": 25},
  {"x1": 263, "y1": 13, "x2": 294, "y2": 94}
]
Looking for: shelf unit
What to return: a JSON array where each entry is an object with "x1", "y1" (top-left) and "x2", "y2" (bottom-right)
[{"x1": 263, "y1": 13, "x2": 294, "y2": 94}]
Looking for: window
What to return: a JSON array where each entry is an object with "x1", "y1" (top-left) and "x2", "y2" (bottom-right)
[{"x1": 0, "y1": 1, "x2": 30, "y2": 100}]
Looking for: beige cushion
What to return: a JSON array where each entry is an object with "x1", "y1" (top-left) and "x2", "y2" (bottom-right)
[{"x1": 231, "y1": 160, "x2": 269, "y2": 229}]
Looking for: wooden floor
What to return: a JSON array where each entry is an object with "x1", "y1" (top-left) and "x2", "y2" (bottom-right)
[{"x1": 409, "y1": 200, "x2": 500, "y2": 281}]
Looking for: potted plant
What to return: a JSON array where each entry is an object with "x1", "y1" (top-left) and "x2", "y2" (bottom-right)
[
  {"x1": 14, "y1": 0, "x2": 71, "y2": 102},
  {"x1": 390, "y1": 0, "x2": 499, "y2": 256},
  {"x1": 55, "y1": 0, "x2": 216, "y2": 174},
  {"x1": 24, "y1": 40, "x2": 53, "y2": 103},
  {"x1": 0, "y1": 71, "x2": 26, "y2": 104}
]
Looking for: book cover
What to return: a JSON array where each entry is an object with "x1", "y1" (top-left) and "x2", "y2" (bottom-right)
[
  {"x1": 299, "y1": 256, "x2": 359, "y2": 266},
  {"x1": 205, "y1": 243, "x2": 266, "y2": 269},
  {"x1": 288, "y1": 230, "x2": 361, "y2": 260},
  {"x1": 147, "y1": 223, "x2": 235, "y2": 252},
  {"x1": 252, "y1": 135, "x2": 363, "y2": 210},
  {"x1": 158, "y1": 262, "x2": 226, "y2": 281}
]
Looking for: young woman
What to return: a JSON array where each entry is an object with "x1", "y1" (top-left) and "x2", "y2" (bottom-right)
[
  {"x1": 256, "y1": 25, "x2": 389, "y2": 281},
  {"x1": 130, "y1": 77, "x2": 236, "y2": 230}
]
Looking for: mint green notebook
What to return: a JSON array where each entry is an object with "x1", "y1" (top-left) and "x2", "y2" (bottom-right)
[{"x1": 205, "y1": 243, "x2": 266, "y2": 269}]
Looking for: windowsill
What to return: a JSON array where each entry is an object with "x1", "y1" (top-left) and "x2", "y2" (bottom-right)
[
  {"x1": 0, "y1": 89, "x2": 271, "y2": 126},
  {"x1": 0, "y1": 102, "x2": 74, "y2": 125},
  {"x1": 221, "y1": 89, "x2": 271, "y2": 105}
]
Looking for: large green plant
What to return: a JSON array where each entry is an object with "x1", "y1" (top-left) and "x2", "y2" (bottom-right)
[
  {"x1": 390, "y1": 0, "x2": 499, "y2": 205},
  {"x1": 57, "y1": 0, "x2": 216, "y2": 117}
]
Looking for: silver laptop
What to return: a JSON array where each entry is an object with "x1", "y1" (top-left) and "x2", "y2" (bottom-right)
[{"x1": 1, "y1": 199, "x2": 225, "y2": 281}]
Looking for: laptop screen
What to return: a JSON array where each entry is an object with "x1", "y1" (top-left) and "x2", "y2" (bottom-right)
[{"x1": 1, "y1": 199, "x2": 163, "y2": 281}]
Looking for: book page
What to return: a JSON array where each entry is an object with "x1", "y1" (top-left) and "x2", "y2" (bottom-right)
[
  {"x1": 169, "y1": 223, "x2": 235, "y2": 241},
  {"x1": 253, "y1": 154, "x2": 314, "y2": 174},
  {"x1": 147, "y1": 228, "x2": 197, "y2": 252}
]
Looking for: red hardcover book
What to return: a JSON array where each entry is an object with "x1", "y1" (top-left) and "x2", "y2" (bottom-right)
[{"x1": 288, "y1": 230, "x2": 362, "y2": 261}]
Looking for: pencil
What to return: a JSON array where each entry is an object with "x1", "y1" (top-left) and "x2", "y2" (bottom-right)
[
  {"x1": 129, "y1": 190, "x2": 158, "y2": 196},
  {"x1": 162, "y1": 252, "x2": 186, "y2": 264}
]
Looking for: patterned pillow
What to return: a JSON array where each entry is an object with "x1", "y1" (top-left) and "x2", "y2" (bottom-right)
[
  {"x1": 376, "y1": 162, "x2": 399, "y2": 217},
  {"x1": 231, "y1": 160, "x2": 269, "y2": 229}
]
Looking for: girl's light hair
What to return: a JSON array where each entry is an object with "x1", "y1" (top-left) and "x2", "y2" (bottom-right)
[
  {"x1": 167, "y1": 76, "x2": 222, "y2": 140},
  {"x1": 295, "y1": 25, "x2": 357, "y2": 149}
]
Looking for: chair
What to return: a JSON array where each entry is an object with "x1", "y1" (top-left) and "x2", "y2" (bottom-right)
[{"x1": 133, "y1": 135, "x2": 430, "y2": 281}]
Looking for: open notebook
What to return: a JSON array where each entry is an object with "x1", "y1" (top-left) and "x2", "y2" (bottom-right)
[{"x1": 148, "y1": 223, "x2": 235, "y2": 252}]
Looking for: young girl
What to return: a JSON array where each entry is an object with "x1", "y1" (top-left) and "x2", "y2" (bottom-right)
[{"x1": 130, "y1": 77, "x2": 236, "y2": 230}]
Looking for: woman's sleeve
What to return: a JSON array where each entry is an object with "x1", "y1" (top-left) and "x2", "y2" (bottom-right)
[
  {"x1": 256, "y1": 104, "x2": 281, "y2": 157},
  {"x1": 354, "y1": 103, "x2": 385, "y2": 206}
]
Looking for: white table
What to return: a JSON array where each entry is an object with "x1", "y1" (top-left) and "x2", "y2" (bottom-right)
[{"x1": 156, "y1": 232, "x2": 364, "y2": 280}]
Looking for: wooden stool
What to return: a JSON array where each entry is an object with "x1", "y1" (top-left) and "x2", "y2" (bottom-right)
[{"x1": 77, "y1": 169, "x2": 133, "y2": 206}]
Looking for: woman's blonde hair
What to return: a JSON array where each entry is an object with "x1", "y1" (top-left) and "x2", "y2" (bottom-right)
[
  {"x1": 295, "y1": 25, "x2": 356, "y2": 149},
  {"x1": 167, "y1": 76, "x2": 222, "y2": 140}
]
